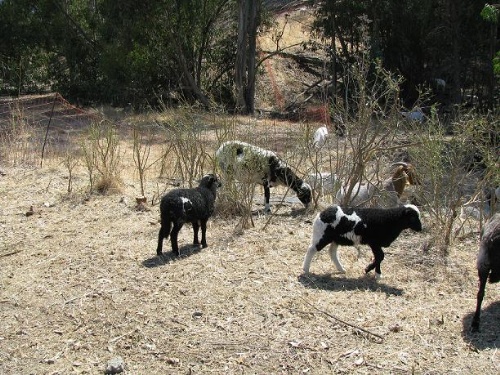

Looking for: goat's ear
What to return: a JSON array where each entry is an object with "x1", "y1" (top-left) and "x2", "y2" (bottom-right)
[{"x1": 209, "y1": 173, "x2": 221, "y2": 187}]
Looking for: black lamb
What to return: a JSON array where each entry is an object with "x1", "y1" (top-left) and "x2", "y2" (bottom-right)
[
  {"x1": 471, "y1": 212, "x2": 500, "y2": 331},
  {"x1": 303, "y1": 204, "x2": 422, "y2": 278},
  {"x1": 157, "y1": 174, "x2": 221, "y2": 256}
]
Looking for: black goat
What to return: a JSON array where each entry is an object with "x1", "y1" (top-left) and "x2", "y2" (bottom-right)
[
  {"x1": 471, "y1": 213, "x2": 500, "y2": 331},
  {"x1": 157, "y1": 174, "x2": 221, "y2": 256}
]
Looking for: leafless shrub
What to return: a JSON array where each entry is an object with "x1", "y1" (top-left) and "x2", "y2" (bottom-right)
[
  {"x1": 132, "y1": 124, "x2": 162, "y2": 198},
  {"x1": 157, "y1": 108, "x2": 209, "y2": 188},
  {"x1": 401, "y1": 111, "x2": 499, "y2": 253},
  {"x1": 81, "y1": 120, "x2": 122, "y2": 194},
  {"x1": 62, "y1": 147, "x2": 80, "y2": 193},
  {"x1": 304, "y1": 55, "x2": 404, "y2": 209},
  {"x1": 0, "y1": 102, "x2": 38, "y2": 166},
  {"x1": 213, "y1": 116, "x2": 255, "y2": 226}
]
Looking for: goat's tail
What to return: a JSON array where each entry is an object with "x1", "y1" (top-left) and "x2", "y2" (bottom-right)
[{"x1": 157, "y1": 217, "x2": 172, "y2": 255}]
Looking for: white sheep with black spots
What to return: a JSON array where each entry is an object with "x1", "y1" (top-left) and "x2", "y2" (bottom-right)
[
  {"x1": 216, "y1": 141, "x2": 312, "y2": 212},
  {"x1": 303, "y1": 204, "x2": 422, "y2": 278},
  {"x1": 157, "y1": 174, "x2": 221, "y2": 256}
]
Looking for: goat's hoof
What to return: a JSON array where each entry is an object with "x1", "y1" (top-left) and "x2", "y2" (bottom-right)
[
  {"x1": 374, "y1": 273, "x2": 382, "y2": 280},
  {"x1": 157, "y1": 250, "x2": 163, "y2": 256},
  {"x1": 471, "y1": 320, "x2": 480, "y2": 332},
  {"x1": 202, "y1": 243, "x2": 208, "y2": 248}
]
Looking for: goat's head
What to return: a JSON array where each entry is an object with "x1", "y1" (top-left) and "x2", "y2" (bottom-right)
[
  {"x1": 391, "y1": 162, "x2": 420, "y2": 197},
  {"x1": 199, "y1": 173, "x2": 222, "y2": 189}
]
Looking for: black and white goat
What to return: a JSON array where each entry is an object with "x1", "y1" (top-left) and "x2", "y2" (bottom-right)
[
  {"x1": 303, "y1": 204, "x2": 422, "y2": 278},
  {"x1": 157, "y1": 174, "x2": 221, "y2": 256},
  {"x1": 471, "y1": 213, "x2": 500, "y2": 331},
  {"x1": 216, "y1": 141, "x2": 312, "y2": 212}
]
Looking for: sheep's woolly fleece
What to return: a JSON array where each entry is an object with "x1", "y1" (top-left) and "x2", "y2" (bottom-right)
[{"x1": 216, "y1": 140, "x2": 284, "y2": 184}]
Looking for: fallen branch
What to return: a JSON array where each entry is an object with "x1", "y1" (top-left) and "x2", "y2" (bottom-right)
[
  {"x1": 299, "y1": 296, "x2": 384, "y2": 342},
  {"x1": 0, "y1": 249, "x2": 22, "y2": 258}
]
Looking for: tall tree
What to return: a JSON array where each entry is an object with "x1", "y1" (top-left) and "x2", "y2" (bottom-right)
[
  {"x1": 313, "y1": 0, "x2": 498, "y2": 110},
  {"x1": 481, "y1": 3, "x2": 499, "y2": 109},
  {"x1": 234, "y1": 0, "x2": 261, "y2": 114},
  {"x1": 0, "y1": 0, "x2": 54, "y2": 94}
]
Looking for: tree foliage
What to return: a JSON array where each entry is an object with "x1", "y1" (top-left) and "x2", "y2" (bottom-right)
[
  {"x1": 313, "y1": 0, "x2": 499, "y2": 110},
  {"x1": 0, "y1": 0, "x2": 498, "y2": 111}
]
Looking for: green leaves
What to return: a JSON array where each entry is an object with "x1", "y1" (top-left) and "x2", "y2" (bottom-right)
[{"x1": 480, "y1": 3, "x2": 499, "y2": 23}]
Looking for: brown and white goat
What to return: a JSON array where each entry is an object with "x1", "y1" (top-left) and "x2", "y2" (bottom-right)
[{"x1": 335, "y1": 162, "x2": 420, "y2": 207}]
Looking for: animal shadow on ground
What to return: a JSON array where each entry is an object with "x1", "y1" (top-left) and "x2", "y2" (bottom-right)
[
  {"x1": 142, "y1": 245, "x2": 203, "y2": 268},
  {"x1": 298, "y1": 273, "x2": 404, "y2": 296},
  {"x1": 461, "y1": 300, "x2": 500, "y2": 350}
]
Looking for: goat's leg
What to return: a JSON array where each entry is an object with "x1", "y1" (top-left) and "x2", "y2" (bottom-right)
[
  {"x1": 471, "y1": 272, "x2": 488, "y2": 331},
  {"x1": 170, "y1": 222, "x2": 183, "y2": 256},
  {"x1": 302, "y1": 245, "x2": 317, "y2": 274},
  {"x1": 200, "y1": 219, "x2": 208, "y2": 248},
  {"x1": 303, "y1": 237, "x2": 331, "y2": 273},
  {"x1": 192, "y1": 221, "x2": 200, "y2": 245},
  {"x1": 328, "y1": 243, "x2": 346, "y2": 273},
  {"x1": 263, "y1": 182, "x2": 271, "y2": 213},
  {"x1": 355, "y1": 245, "x2": 362, "y2": 259},
  {"x1": 267, "y1": 156, "x2": 278, "y2": 187},
  {"x1": 156, "y1": 220, "x2": 172, "y2": 256},
  {"x1": 365, "y1": 246, "x2": 384, "y2": 279}
]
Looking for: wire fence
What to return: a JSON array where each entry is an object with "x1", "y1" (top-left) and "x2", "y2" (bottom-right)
[{"x1": 0, "y1": 93, "x2": 102, "y2": 166}]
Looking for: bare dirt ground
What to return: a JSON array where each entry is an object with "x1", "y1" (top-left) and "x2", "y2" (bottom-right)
[{"x1": 0, "y1": 118, "x2": 499, "y2": 375}]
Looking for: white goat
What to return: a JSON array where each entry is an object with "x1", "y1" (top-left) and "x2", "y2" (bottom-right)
[{"x1": 312, "y1": 126, "x2": 328, "y2": 149}]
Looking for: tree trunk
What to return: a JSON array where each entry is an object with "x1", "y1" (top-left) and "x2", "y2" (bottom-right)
[
  {"x1": 174, "y1": 41, "x2": 211, "y2": 109},
  {"x1": 234, "y1": 0, "x2": 249, "y2": 112},
  {"x1": 245, "y1": 0, "x2": 260, "y2": 115},
  {"x1": 448, "y1": 0, "x2": 462, "y2": 106},
  {"x1": 234, "y1": 0, "x2": 261, "y2": 114},
  {"x1": 487, "y1": 21, "x2": 496, "y2": 110}
]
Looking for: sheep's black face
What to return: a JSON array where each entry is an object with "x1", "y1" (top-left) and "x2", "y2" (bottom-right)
[
  {"x1": 200, "y1": 174, "x2": 222, "y2": 189},
  {"x1": 297, "y1": 183, "x2": 312, "y2": 207},
  {"x1": 410, "y1": 217, "x2": 422, "y2": 232},
  {"x1": 405, "y1": 207, "x2": 422, "y2": 232}
]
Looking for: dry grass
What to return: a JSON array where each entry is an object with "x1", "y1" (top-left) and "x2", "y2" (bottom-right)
[
  {"x1": 1, "y1": 7, "x2": 499, "y2": 375},
  {"x1": 0, "y1": 117, "x2": 499, "y2": 375}
]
